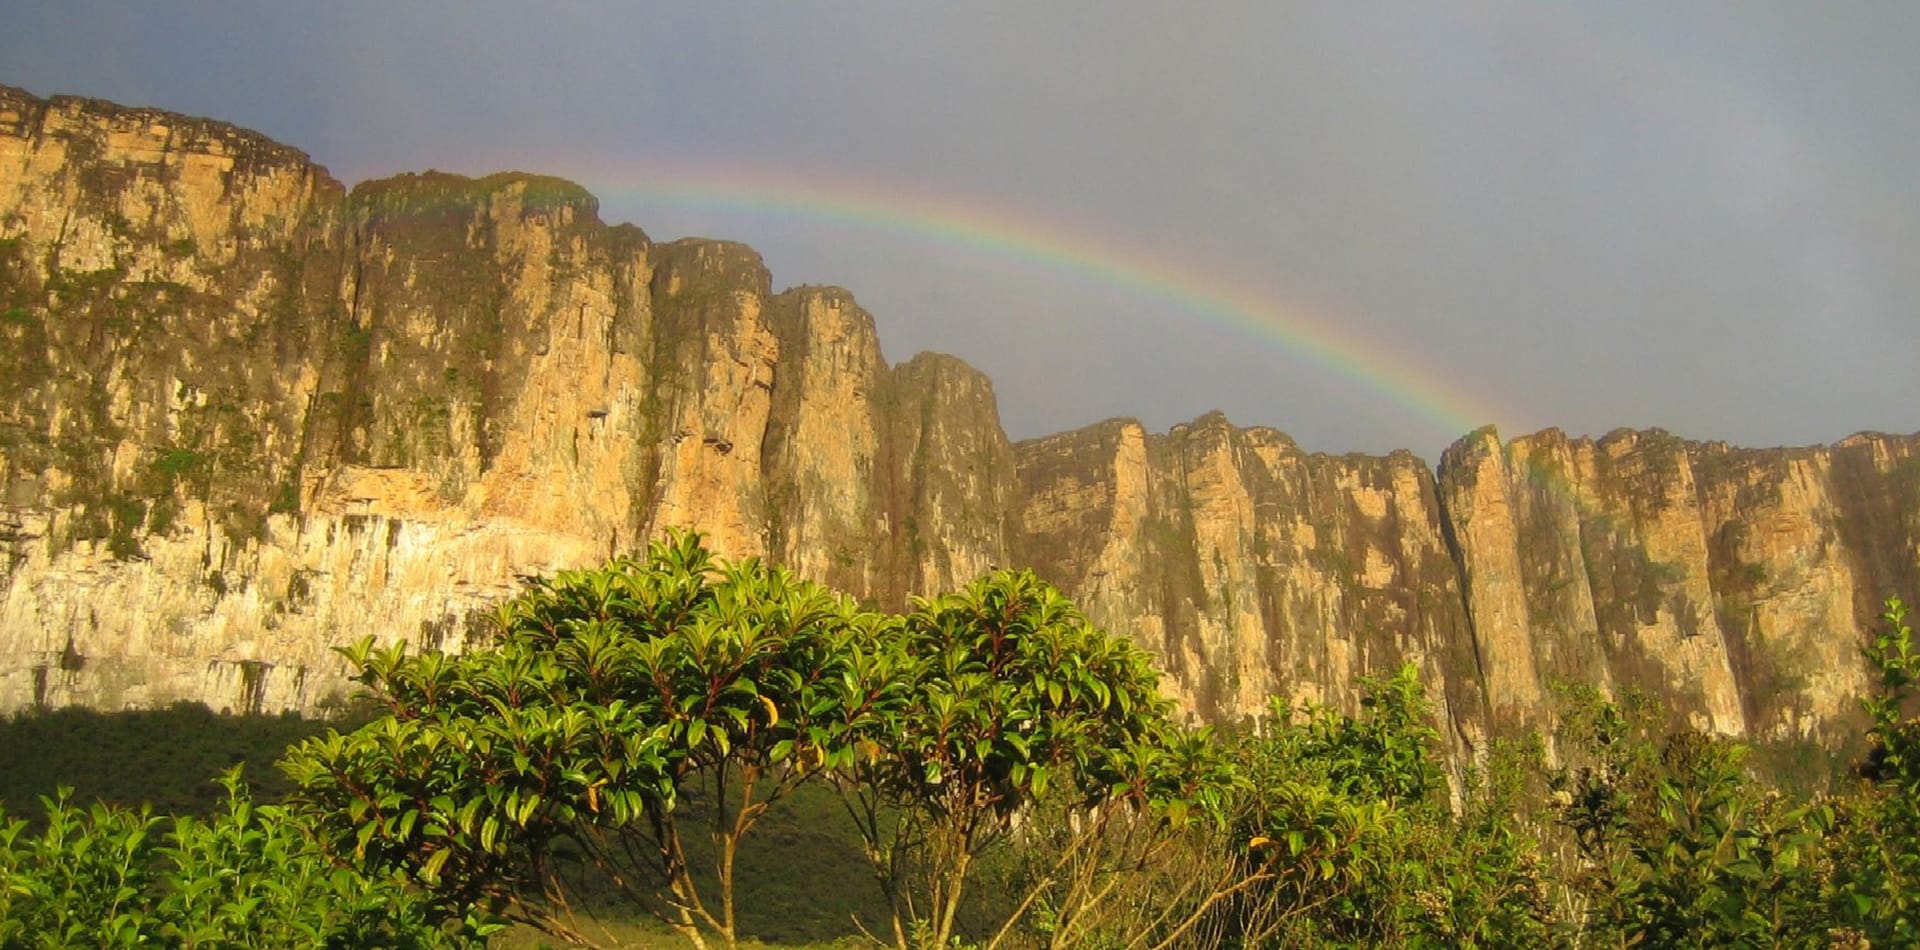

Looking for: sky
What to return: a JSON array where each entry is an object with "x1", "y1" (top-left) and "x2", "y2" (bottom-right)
[{"x1": 3, "y1": 2, "x2": 1917, "y2": 458}]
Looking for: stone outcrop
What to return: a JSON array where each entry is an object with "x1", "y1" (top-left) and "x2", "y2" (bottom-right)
[{"x1": 2, "y1": 87, "x2": 1916, "y2": 766}]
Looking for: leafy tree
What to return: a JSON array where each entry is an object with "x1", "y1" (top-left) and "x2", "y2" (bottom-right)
[
  {"x1": 283, "y1": 532, "x2": 900, "y2": 950},
  {"x1": 1226, "y1": 665, "x2": 1551, "y2": 948},
  {"x1": 1550, "y1": 685, "x2": 1830, "y2": 948},
  {"x1": 990, "y1": 724, "x2": 1244, "y2": 950},
  {"x1": 1831, "y1": 596, "x2": 1920, "y2": 944},
  {"x1": 834, "y1": 569, "x2": 1195, "y2": 950},
  {"x1": 1291, "y1": 663, "x2": 1446, "y2": 807},
  {"x1": 1447, "y1": 736, "x2": 1558, "y2": 948}
]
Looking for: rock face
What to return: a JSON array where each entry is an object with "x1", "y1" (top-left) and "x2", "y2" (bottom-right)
[
  {"x1": 1437, "y1": 427, "x2": 1920, "y2": 749},
  {"x1": 1013, "y1": 416, "x2": 1484, "y2": 758},
  {"x1": 0, "y1": 87, "x2": 1012, "y2": 715},
  {"x1": 2, "y1": 88, "x2": 1916, "y2": 763}
]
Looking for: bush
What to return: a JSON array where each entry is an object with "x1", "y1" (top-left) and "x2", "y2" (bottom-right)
[
  {"x1": 1224, "y1": 665, "x2": 1551, "y2": 948},
  {"x1": 0, "y1": 769, "x2": 494, "y2": 948}
]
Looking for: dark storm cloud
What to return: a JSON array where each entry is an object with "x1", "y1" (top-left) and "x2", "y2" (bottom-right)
[{"x1": 3, "y1": 1, "x2": 1915, "y2": 456}]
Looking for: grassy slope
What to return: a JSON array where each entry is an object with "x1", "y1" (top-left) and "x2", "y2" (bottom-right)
[
  {"x1": 0, "y1": 705, "x2": 901, "y2": 948},
  {"x1": 0, "y1": 703, "x2": 346, "y2": 817}
]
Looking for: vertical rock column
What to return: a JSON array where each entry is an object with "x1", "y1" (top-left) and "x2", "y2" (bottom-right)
[
  {"x1": 762, "y1": 286, "x2": 888, "y2": 596},
  {"x1": 1440, "y1": 428, "x2": 1749, "y2": 739},
  {"x1": 879, "y1": 352, "x2": 1017, "y2": 604},
  {"x1": 641, "y1": 240, "x2": 780, "y2": 560}
]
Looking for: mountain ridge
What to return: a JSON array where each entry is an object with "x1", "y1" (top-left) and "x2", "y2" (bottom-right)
[{"x1": 2, "y1": 85, "x2": 1915, "y2": 768}]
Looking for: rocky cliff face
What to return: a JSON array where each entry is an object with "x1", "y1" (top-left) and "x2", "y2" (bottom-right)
[
  {"x1": 0, "y1": 87, "x2": 1012, "y2": 715},
  {"x1": 2, "y1": 88, "x2": 1915, "y2": 764},
  {"x1": 1013, "y1": 415, "x2": 1485, "y2": 758},
  {"x1": 1438, "y1": 427, "x2": 1920, "y2": 749}
]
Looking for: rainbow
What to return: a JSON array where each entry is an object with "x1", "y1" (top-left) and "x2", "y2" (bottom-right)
[
  {"x1": 542, "y1": 158, "x2": 1507, "y2": 444},
  {"x1": 560, "y1": 163, "x2": 1647, "y2": 527}
]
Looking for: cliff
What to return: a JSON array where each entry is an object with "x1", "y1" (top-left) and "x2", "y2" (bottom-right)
[
  {"x1": 2, "y1": 87, "x2": 1914, "y2": 763},
  {"x1": 1013, "y1": 415, "x2": 1485, "y2": 757},
  {"x1": 0, "y1": 86, "x2": 1012, "y2": 715},
  {"x1": 1437, "y1": 427, "x2": 1920, "y2": 748}
]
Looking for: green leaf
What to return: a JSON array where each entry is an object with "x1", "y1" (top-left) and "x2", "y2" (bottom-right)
[{"x1": 422, "y1": 847, "x2": 452, "y2": 885}]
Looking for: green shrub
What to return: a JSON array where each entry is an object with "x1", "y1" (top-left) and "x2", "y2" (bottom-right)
[
  {"x1": 1225, "y1": 665, "x2": 1551, "y2": 948},
  {"x1": 0, "y1": 770, "x2": 496, "y2": 948}
]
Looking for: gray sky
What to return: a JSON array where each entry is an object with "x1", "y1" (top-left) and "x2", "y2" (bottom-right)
[{"x1": 4, "y1": 2, "x2": 1917, "y2": 457}]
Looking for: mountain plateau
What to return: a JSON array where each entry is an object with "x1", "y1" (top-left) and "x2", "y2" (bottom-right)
[{"x1": 2, "y1": 86, "x2": 1915, "y2": 767}]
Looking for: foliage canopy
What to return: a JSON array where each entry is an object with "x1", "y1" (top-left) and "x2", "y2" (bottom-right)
[{"x1": 4, "y1": 530, "x2": 1916, "y2": 950}]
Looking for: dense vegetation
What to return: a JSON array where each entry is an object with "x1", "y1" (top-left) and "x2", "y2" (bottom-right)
[{"x1": 0, "y1": 534, "x2": 1915, "y2": 948}]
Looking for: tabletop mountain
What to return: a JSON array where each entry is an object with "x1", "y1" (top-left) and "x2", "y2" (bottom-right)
[{"x1": 2, "y1": 86, "x2": 1915, "y2": 765}]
